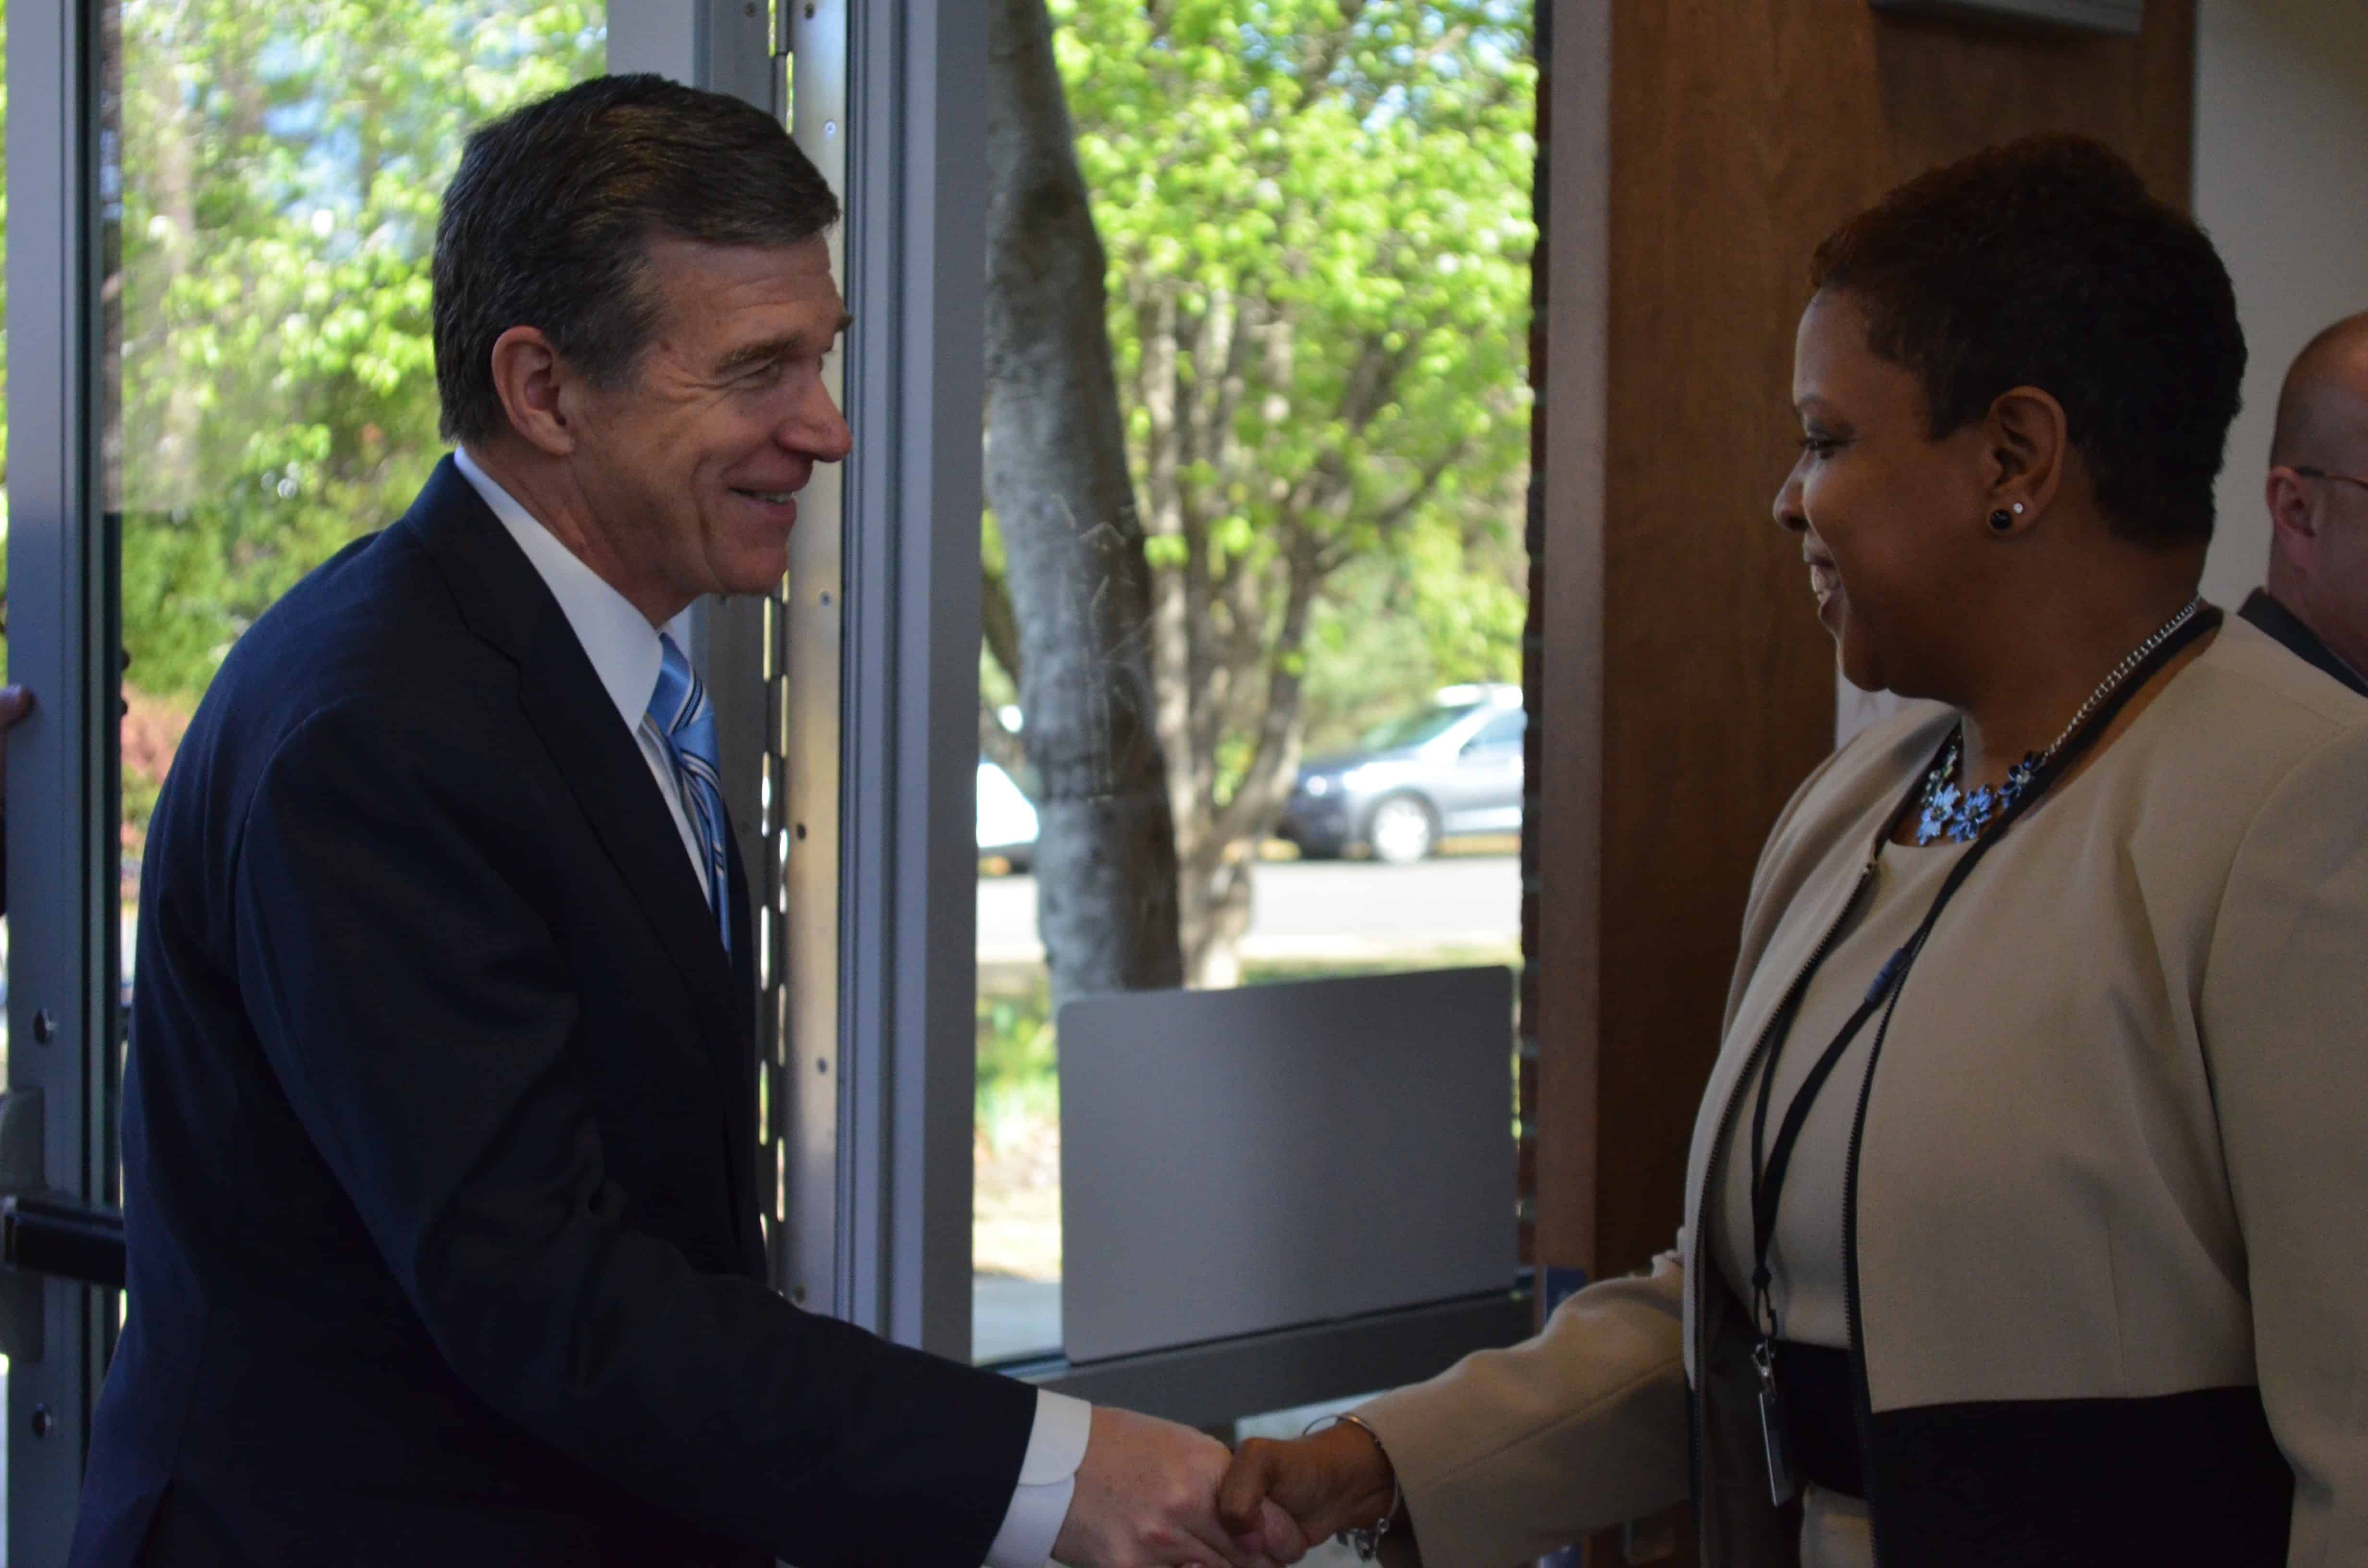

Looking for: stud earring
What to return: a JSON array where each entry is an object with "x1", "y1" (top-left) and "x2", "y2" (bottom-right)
[{"x1": 1988, "y1": 509, "x2": 2014, "y2": 532}]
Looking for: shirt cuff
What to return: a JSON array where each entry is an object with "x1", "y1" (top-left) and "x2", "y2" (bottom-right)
[{"x1": 983, "y1": 1390, "x2": 1093, "y2": 1568}]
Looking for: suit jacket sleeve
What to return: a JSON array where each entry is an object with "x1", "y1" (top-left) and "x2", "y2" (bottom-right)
[
  {"x1": 229, "y1": 697, "x2": 1037, "y2": 1568},
  {"x1": 1353, "y1": 1252, "x2": 1690, "y2": 1568},
  {"x1": 2197, "y1": 721, "x2": 2368, "y2": 1566}
]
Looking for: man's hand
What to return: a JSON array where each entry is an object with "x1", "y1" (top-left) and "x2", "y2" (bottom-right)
[
  {"x1": 1053, "y1": 1406, "x2": 1300, "y2": 1568},
  {"x1": 1217, "y1": 1422, "x2": 1400, "y2": 1562}
]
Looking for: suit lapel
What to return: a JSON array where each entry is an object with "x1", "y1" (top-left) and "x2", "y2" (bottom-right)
[{"x1": 402, "y1": 462, "x2": 751, "y2": 1211}]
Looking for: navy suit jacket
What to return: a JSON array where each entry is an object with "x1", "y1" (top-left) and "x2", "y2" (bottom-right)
[
  {"x1": 2238, "y1": 588, "x2": 2368, "y2": 698},
  {"x1": 72, "y1": 460, "x2": 1036, "y2": 1567}
]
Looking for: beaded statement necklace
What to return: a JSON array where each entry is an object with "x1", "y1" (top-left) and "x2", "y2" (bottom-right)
[{"x1": 1914, "y1": 597, "x2": 2204, "y2": 845}]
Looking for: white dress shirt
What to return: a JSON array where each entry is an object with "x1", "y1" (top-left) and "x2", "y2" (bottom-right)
[{"x1": 453, "y1": 448, "x2": 1090, "y2": 1566}]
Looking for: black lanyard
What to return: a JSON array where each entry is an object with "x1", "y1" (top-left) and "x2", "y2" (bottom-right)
[{"x1": 1743, "y1": 605, "x2": 2220, "y2": 1348}]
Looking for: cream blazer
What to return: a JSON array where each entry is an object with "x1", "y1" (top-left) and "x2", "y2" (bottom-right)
[{"x1": 1356, "y1": 617, "x2": 2368, "y2": 1567}]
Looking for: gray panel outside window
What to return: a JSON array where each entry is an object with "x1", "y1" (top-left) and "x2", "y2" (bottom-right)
[{"x1": 1059, "y1": 968, "x2": 1519, "y2": 1365}]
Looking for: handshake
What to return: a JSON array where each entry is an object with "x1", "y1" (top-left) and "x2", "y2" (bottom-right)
[{"x1": 1053, "y1": 1406, "x2": 1405, "y2": 1568}]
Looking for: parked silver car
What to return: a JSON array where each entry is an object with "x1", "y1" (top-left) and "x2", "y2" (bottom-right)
[
  {"x1": 978, "y1": 759, "x2": 1039, "y2": 872},
  {"x1": 1276, "y1": 684, "x2": 1526, "y2": 864}
]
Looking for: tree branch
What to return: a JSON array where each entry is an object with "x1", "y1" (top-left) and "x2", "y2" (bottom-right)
[
  {"x1": 1212, "y1": 535, "x2": 1328, "y2": 846},
  {"x1": 1369, "y1": 440, "x2": 1471, "y2": 537},
  {"x1": 1289, "y1": 0, "x2": 1368, "y2": 110}
]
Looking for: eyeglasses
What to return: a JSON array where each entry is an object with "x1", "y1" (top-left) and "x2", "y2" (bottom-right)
[{"x1": 2294, "y1": 466, "x2": 2368, "y2": 494}]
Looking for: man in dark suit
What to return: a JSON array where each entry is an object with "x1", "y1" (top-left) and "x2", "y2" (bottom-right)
[
  {"x1": 2242, "y1": 311, "x2": 2368, "y2": 697},
  {"x1": 73, "y1": 76, "x2": 1272, "y2": 1568}
]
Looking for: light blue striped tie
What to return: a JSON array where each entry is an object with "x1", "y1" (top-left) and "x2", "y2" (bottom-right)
[{"x1": 647, "y1": 633, "x2": 732, "y2": 955}]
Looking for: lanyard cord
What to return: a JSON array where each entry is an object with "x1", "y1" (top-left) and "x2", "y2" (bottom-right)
[{"x1": 1744, "y1": 606, "x2": 2220, "y2": 1345}]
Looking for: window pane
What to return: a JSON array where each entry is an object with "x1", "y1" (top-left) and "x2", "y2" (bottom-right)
[
  {"x1": 1474, "y1": 709, "x2": 1528, "y2": 748},
  {"x1": 107, "y1": 0, "x2": 606, "y2": 951},
  {"x1": 974, "y1": 1, "x2": 1536, "y2": 1365}
]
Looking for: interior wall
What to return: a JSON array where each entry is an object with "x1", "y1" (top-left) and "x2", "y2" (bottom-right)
[
  {"x1": 1536, "y1": 0, "x2": 2199, "y2": 1294},
  {"x1": 2193, "y1": 0, "x2": 2368, "y2": 612}
]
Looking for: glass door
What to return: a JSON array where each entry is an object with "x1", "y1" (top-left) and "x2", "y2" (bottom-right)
[
  {"x1": 968, "y1": 0, "x2": 1537, "y2": 1373},
  {"x1": 7, "y1": 0, "x2": 610, "y2": 1557},
  {"x1": 7, "y1": 0, "x2": 123, "y2": 1553}
]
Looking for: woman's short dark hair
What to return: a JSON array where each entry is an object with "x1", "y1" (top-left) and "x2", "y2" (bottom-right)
[
  {"x1": 1810, "y1": 135, "x2": 2245, "y2": 547},
  {"x1": 433, "y1": 74, "x2": 840, "y2": 444}
]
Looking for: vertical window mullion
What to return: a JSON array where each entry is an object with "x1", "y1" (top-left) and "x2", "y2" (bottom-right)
[
  {"x1": 6, "y1": 0, "x2": 120, "y2": 1557},
  {"x1": 836, "y1": 0, "x2": 986, "y2": 1359}
]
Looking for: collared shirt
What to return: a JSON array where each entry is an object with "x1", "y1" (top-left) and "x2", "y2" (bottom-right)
[
  {"x1": 2239, "y1": 588, "x2": 2368, "y2": 697},
  {"x1": 451, "y1": 449, "x2": 1088, "y2": 1567}
]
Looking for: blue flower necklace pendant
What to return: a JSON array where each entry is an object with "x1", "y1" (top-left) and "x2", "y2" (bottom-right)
[
  {"x1": 1912, "y1": 596, "x2": 2204, "y2": 846},
  {"x1": 1914, "y1": 738, "x2": 2040, "y2": 845}
]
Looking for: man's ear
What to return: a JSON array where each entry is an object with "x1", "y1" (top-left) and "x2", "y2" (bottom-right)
[
  {"x1": 2266, "y1": 467, "x2": 2322, "y2": 568},
  {"x1": 487, "y1": 326, "x2": 580, "y2": 458},
  {"x1": 1983, "y1": 385, "x2": 2070, "y2": 526}
]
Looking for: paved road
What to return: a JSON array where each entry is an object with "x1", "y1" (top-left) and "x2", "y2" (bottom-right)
[{"x1": 977, "y1": 852, "x2": 1519, "y2": 964}]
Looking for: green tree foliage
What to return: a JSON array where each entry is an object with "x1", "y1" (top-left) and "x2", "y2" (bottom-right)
[
  {"x1": 1030, "y1": 0, "x2": 1535, "y2": 980},
  {"x1": 108, "y1": 0, "x2": 600, "y2": 808}
]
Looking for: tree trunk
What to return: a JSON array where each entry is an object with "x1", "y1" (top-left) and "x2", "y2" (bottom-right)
[{"x1": 984, "y1": 0, "x2": 1184, "y2": 1009}]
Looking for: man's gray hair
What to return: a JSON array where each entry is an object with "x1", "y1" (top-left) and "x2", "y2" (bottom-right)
[{"x1": 432, "y1": 74, "x2": 840, "y2": 444}]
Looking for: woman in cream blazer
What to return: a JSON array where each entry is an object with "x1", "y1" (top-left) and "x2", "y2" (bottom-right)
[{"x1": 1219, "y1": 138, "x2": 2368, "y2": 1568}]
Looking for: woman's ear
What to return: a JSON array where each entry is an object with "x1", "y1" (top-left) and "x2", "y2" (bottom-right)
[
  {"x1": 487, "y1": 326, "x2": 580, "y2": 458},
  {"x1": 1983, "y1": 385, "x2": 2070, "y2": 530}
]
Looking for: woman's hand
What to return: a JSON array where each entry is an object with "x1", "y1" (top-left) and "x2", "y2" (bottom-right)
[{"x1": 1216, "y1": 1421, "x2": 1401, "y2": 1563}]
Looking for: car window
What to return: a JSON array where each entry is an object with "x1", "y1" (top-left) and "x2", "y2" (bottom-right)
[
  {"x1": 1469, "y1": 710, "x2": 1527, "y2": 749},
  {"x1": 1357, "y1": 702, "x2": 1481, "y2": 752}
]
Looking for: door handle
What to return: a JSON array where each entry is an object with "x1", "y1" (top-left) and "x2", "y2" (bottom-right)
[
  {"x1": 0, "y1": 1087, "x2": 130, "y2": 1361},
  {"x1": 4, "y1": 1194, "x2": 126, "y2": 1289}
]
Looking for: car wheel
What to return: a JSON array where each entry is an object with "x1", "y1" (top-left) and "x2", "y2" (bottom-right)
[{"x1": 1365, "y1": 794, "x2": 1439, "y2": 865}]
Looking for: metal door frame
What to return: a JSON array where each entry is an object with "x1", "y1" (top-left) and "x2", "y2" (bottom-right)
[
  {"x1": 5, "y1": 0, "x2": 126, "y2": 1556},
  {"x1": 826, "y1": 0, "x2": 988, "y2": 1361},
  {"x1": 627, "y1": 0, "x2": 987, "y2": 1360}
]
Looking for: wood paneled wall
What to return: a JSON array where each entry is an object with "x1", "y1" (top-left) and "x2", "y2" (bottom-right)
[{"x1": 1533, "y1": 0, "x2": 2198, "y2": 1295}]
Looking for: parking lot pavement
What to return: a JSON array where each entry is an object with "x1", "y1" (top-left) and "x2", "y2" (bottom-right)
[{"x1": 977, "y1": 851, "x2": 1520, "y2": 965}]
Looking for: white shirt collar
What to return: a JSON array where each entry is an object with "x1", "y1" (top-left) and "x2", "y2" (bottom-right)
[{"x1": 451, "y1": 446, "x2": 693, "y2": 735}]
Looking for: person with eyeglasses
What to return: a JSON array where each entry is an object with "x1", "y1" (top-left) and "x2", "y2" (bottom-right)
[{"x1": 2241, "y1": 311, "x2": 2368, "y2": 697}]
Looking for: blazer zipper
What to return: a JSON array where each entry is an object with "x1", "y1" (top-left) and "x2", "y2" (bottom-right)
[{"x1": 1690, "y1": 858, "x2": 1875, "y2": 1565}]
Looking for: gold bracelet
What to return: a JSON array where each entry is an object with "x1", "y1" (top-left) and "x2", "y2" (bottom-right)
[{"x1": 1300, "y1": 1412, "x2": 1402, "y2": 1562}]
